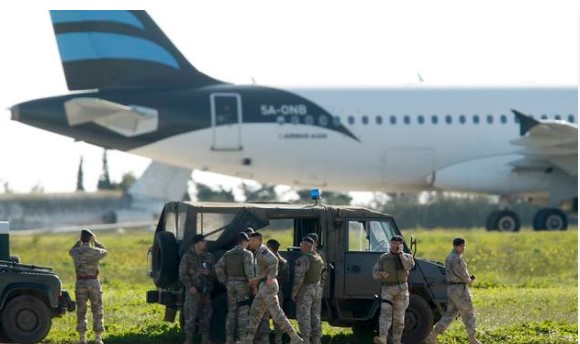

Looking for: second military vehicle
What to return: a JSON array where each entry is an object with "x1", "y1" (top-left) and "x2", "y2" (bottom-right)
[{"x1": 146, "y1": 196, "x2": 449, "y2": 343}]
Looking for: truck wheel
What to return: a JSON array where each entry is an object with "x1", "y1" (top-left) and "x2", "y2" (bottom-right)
[
  {"x1": 402, "y1": 294, "x2": 433, "y2": 344},
  {"x1": 1, "y1": 295, "x2": 51, "y2": 343},
  {"x1": 210, "y1": 293, "x2": 227, "y2": 343},
  {"x1": 152, "y1": 231, "x2": 180, "y2": 288}
]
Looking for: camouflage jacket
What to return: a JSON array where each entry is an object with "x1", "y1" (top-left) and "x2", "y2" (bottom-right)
[
  {"x1": 69, "y1": 241, "x2": 108, "y2": 277},
  {"x1": 445, "y1": 249, "x2": 471, "y2": 284},
  {"x1": 179, "y1": 249, "x2": 215, "y2": 294},
  {"x1": 254, "y1": 244, "x2": 278, "y2": 281},
  {"x1": 214, "y1": 245, "x2": 254, "y2": 284},
  {"x1": 292, "y1": 252, "x2": 324, "y2": 298}
]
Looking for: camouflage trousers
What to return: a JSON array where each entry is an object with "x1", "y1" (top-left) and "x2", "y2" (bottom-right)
[
  {"x1": 245, "y1": 279, "x2": 294, "y2": 341},
  {"x1": 184, "y1": 290, "x2": 212, "y2": 335},
  {"x1": 75, "y1": 279, "x2": 104, "y2": 332},
  {"x1": 312, "y1": 281, "x2": 323, "y2": 338},
  {"x1": 256, "y1": 288, "x2": 286, "y2": 344},
  {"x1": 434, "y1": 285, "x2": 476, "y2": 334},
  {"x1": 378, "y1": 283, "x2": 409, "y2": 344},
  {"x1": 226, "y1": 280, "x2": 251, "y2": 343},
  {"x1": 296, "y1": 283, "x2": 320, "y2": 339}
]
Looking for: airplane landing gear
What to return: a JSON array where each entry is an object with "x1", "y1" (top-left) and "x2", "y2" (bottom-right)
[
  {"x1": 486, "y1": 210, "x2": 521, "y2": 232},
  {"x1": 533, "y1": 208, "x2": 568, "y2": 231}
]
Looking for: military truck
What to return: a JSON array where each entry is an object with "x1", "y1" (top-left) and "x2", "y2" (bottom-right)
[
  {"x1": 0, "y1": 223, "x2": 75, "y2": 343},
  {"x1": 146, "y1": 199, "x2": 449, "y2": 343}
]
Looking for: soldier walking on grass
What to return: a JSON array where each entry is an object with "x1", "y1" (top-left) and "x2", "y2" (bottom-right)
[
  {"x1": 267, "y1": 239, "x2": 290, "y2": 344},
  {"x1": 236, "y1": 232, "x2": 304, "y2": 344},
  {"x1": 214, "y1": 232, "x2": 255, "y2": 344},
  {"x1": 425, "y1": 238, "x2": 481, "y2": 344},
  {"x1": 305, "y1": 233, "x2": 326, "y2": 344},
  {"x1": 292, "y1": 237, "x2": 324, "y2": 344},
  {"x1": 371, "y1": 235, "x2": 415, "y2": 344},
  {"x1": 69, "y1": 229, "x2": 108, "y2": 344},
  {"x1": 179, "y1": 234, "x2": 215, "y2": 344}
]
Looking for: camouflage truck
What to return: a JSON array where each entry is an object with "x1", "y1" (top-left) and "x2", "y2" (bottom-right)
[
  {"x1": 0, "y1": 223, "x2": 75, "y2": 343},
  {"x1": 146, "y1": 199, "x2": 449, "y2": 343}
]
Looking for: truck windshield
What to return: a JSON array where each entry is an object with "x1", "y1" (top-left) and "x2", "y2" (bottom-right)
[{"x1": 368, "y1": 220, "x2": 398, "y2": 252}]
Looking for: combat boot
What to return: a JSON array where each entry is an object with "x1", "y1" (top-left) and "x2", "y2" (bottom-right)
[
  {"x1": 94, "y1": 332, "x2": 104, "y2": 344},
  {"x1": 182, "y1": 331, "x2": 194, "y2": 344},
  {"x1": 78, "y1": 331, "x2": 86, "y2": 344},
  {"x1": 373, "y1": 335, "x2": 386, "y2": 344},
  {"x1": 467, "y1": 330, "x2": 481, "y2": 344}
]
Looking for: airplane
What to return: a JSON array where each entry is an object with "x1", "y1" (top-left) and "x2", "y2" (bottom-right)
[{"x1": 10, "y1": 10, "x2": 577, "y2": 232}]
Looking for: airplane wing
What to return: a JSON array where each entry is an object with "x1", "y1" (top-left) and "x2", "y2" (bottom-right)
[
  {"x1": 511, "y1": 109, "x2": 578, "y2": 176},
  {"x1": 64, "y1": 97, "x2": 158, "y2": 137}
]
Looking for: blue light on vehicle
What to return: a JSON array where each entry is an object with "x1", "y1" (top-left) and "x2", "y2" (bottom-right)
[{"x1": 311, "y1": 188, "x2": 321, "y2": 200}]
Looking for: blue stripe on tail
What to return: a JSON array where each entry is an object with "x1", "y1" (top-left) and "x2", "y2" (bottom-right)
[
  {"x1": 50, "y1": 10, "x2": 144, "y2": 30},
  {"x1": 56, "y1": 32, "x2": 179, "y2": 69}
]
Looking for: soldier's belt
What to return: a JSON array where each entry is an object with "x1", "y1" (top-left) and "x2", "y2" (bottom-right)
[
  {"x1": 77, "y1": 275, "x2": 98, "y2": 280},
  {"x1": 382, "y1": 281, "x2": 407, "y2": 286}
]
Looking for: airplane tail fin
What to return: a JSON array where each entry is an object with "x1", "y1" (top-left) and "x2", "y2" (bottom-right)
[
  {"x1": 49, "y1": 10, "x2": 223, "y2": 90},
  {"x1": 128, "y1": 161, "x2": 192, "y2": 203}
]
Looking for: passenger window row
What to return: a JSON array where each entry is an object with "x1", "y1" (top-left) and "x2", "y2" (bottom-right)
[{"x1": 276, "y1": 113, "x2": 576, "y2": 126}]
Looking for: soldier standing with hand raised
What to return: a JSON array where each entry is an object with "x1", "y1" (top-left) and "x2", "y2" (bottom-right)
[{"x1": 371, "y1": 235, "x2": 414, "y2": 344}]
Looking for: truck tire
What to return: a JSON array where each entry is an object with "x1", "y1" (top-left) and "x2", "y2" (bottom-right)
[
  {"x1": 1, "y1": 295, "x2": 51, "y2": 343},
  {"x1": 152, "y1": 231, "x2": 180, "y2": 288},
  {"x1": 402, "y1": 294, "x2": 433, "y2": 344},
  {"x1": 210, "y1": 292, "x2": 227, "y2": 343}
]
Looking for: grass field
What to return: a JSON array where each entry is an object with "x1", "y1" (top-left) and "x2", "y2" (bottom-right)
[{"x1": 9, "y1": 226, "x2": 578, "y2": 343}]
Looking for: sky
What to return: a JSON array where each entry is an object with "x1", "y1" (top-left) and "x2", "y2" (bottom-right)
[{"x1": 0, "y1": 2, "x2": 577, "y2": 200}]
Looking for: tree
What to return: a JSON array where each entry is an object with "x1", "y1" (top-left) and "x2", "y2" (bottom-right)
[
  {"x1": 295, "y1": 189, "x2": 352, "y2": 205},
  {"x1": 76, "y1": 156, "x2": 84, "y2": 191},
  {"x1": 114, "y1": 172, "x2": 137, "y2": 194},
  {"x1": 97, "y1": 149, "x2": 113, "y2": 190},
  {"x1": 195, "y1": 183, "x2": 235, "y2": 202},
  {"x1": 241, "y1": 183, "x2": 278, "y2": 202}
]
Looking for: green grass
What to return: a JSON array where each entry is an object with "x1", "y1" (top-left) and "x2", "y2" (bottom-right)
[{"x1": 8, "y1": 227, "x2": 578, "y2": 343}]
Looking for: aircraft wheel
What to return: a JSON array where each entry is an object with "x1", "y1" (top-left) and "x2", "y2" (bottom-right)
[
  {"x1": 496, "y1": 210, "x2": 521, "y2": 232},
  {"x1": 534, "y1": 208, "x2": 568, "y2": 231}
]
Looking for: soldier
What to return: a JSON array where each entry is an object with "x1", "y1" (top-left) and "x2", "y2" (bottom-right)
[
  {"x1": 215, "y1": 232, "x2": 255, "y2": 344},
  {"x1": 292, "y1": 237, "x2": 324, "y2": 344},
  {"x1": 305, "y1": 233, "x2": 325, "y2": 344},
  {"x1": 236, "y1": 232, "x2": 304, "y2": 344},
  {"x1": 425, "y1": 238, "x2": 481, "y2": 344},
  {"x1": 69, "y1": 229, "x2": 108, "y2": 344},
  {"x1": 371, "y1": 235, "x2": 415, "y2": 344},
  {"x1": 179, "y1": 234, "x2": 215, "y2": 344},
  {"x1": 267, "y1": 239, "x2": 290, "y2": 344}
]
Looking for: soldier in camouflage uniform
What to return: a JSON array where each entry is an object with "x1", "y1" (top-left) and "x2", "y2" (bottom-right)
[
  {"x1": 305, "y1": 233, "x2": 325, "y2": 344},
  {"x1": 236, "y1": 232, "x2": 304, "y2": 344},
  {"x1": 371, "y1": 235, "x2": 415, "y2": 344},
  {"x1": 179, "y1": 234, "x2": 215, "y2": 344},
  {"x1": 292, "y1": 237, "x2": 324, "y2": 344},
  {"x1": 69, "y1": 229, "x2": 108, "y2": 344},
  {"x1": 267, "y1": 239, "x2": 290, "y2": 344},
  {"x1": 214, "y1": 232, "x2": 255, "y2": 344},
  {"x1": 425, "y1": 238, "x2": 481, "y2": 344}
]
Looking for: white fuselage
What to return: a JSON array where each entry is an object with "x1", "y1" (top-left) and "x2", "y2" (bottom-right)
[{"x1": 131, "y1": 86, "x2": 577, "y2": 198}]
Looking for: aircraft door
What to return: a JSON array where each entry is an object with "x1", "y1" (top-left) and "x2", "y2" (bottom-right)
[{"x1": 210, "y1": 93, "x2": 243, "y2": 151}]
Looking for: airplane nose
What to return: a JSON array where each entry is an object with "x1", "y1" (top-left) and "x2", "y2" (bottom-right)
[{"x1": 10, "y1": 104, "x2": 20, "y2": 121}]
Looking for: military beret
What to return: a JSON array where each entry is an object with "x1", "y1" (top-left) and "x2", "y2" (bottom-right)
[
  {"x1": 193, "y1": 234, "x2": 206, "y2": 244},
  {"x1": 302, "y1": 237, "x2": 315, "y2": 245},
  {"x1": 390, "y1": 235, "x2": 404, "y2": 243},
  {"x1": 238, "y1": 232, "x2": 249, "y2": 242},
  {"x1": 249, "y1": 232, "x2": 262, "y2": 238},
  {"x1": 306, "y1": 233, "x2": 319, "y2": 243}
]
